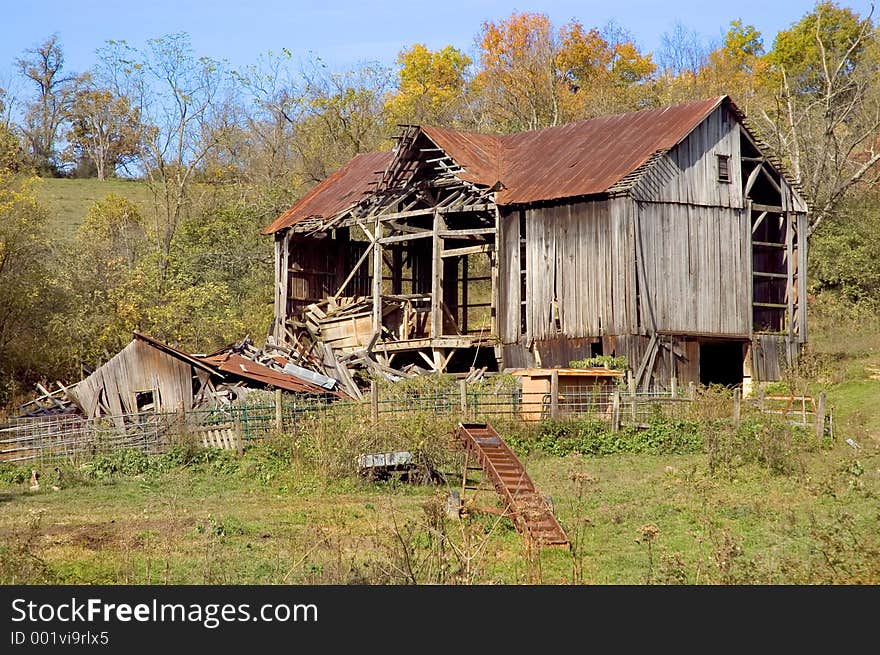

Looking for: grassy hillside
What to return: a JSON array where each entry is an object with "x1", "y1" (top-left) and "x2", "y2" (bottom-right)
[{"x1": 35, "y1": 177, "x2": 154, "y2": 240}]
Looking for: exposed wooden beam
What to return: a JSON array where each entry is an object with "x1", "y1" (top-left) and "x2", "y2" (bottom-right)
[
  {"x1": 760, "y1": 165, "x2": 782, "y2": 195},
  {"x1": 751, "y1": 211, "x2": 768, "y2": 234},
  {"x1": 441, "y1": 243, "x2": 495, "y2": 258},
  {"x1": 373, "y1": 223, "x2": 383, "y2": 331},
  {"x1": 744, "y1": 162, "x2": 763, "y2": 197},
  {"x1": 379, "y1": 231, "x2": 433, "y2": 245},
  {"x1": 438, "y1": 227, "x2": 496, "y2": 238},
  {"x1": 332, "y1": 241, "x2": 374, "y2": 300},
  {"x1": 751, "y1": 203, "x2": 784, "y2": 214},
  {"x1": 431, "y1": 210, "x2": 444, "y2": 339}
]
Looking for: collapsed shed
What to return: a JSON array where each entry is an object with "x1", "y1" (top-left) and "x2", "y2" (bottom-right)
[
  {"x1": 62, "y1": 331, "x2": 345, "y2": 425},
  {"x1": 265, "y1": 96, "x2": 809, "y2": 388}
]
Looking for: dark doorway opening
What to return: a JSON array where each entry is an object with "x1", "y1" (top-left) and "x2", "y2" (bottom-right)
[{"x1": 699, "y1": 341, "x2": 744, "y2": 387}]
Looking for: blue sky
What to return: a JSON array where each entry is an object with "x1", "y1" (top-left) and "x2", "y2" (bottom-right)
[{"x1": 0, "y1": 1, "x2": 868, "y2": 82}]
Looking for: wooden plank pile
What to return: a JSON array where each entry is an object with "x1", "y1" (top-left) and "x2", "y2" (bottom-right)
[{"x1": 17, "y1": 382, "x2": 81, "y2": 418}]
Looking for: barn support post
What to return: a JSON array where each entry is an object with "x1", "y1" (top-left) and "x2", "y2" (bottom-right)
[
  {"x1": 550, "y1": 369, "x2": 559, "y2": 420},
  {"x1": 372, "y1": 222, "x2": 383, "y2": 333},
  {"x1": 431, "y1": 210, "x2": 444, "y2": 339}
]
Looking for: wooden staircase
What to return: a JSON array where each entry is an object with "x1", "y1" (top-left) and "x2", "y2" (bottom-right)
[{"x1": 455, "y1": 422, "x2": 569, "y2": 548}]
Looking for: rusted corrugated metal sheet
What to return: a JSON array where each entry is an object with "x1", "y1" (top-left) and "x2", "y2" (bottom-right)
[
  {"x1": 265, "y1": 97, "x2": 726, "y2": 232},
  {"x1": 497, "y1": 97, "x2": 723, "y2": 204},
  {"x1": 263, "y1": 151, "x2": 392, "y2": 235},
  {"x1": 198, "y1": 352, "x2": 343, "y2": 396},
  {"x1": 420, "y1": 125, "x2": 501, "y2": 186}
]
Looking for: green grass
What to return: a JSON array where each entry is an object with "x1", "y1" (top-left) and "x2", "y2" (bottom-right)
[
  {"x1": 35, "y1": 178, "x2": 154, "y2": 240},
  {"x1": 1, "y1": 428, "x2": 877, "y2": 584}
]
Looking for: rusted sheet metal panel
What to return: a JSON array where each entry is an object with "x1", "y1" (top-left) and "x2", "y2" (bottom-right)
[
  {"x1": 265, "y1": 98, "x2": 727, "y2": 233},
  {"x1": 420, "y1": 125, "x2": 501, "y2": 185},
  {"x1": 198, "y1": 352, "x2": 342, "y2": 396},
  {"x1": 497, "y1": 97, "x2": 723, "y2": 205},
  {"x1": 263, "y1": 151, "x2": 392, "y2": 234},
  {"x1": 455, "y1": 422, "x2": 568, "y2": 548}
]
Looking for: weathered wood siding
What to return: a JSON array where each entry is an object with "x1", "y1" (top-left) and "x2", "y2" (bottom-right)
[
  {"x1": 633, "y1": 105, "x2": 743, "y2": 208},
  {"x1": 521, "y1": 199, "x2": 637, "y2": 340},
  {"x1": 70, "y1": 340, "x2": 193, "y2": 424},
  {"x1": 633, "y1": 201, "x2": 750, "y2": 337},
  {"x1": 496, "y1": 209, "x2": 521, "y2": 344}
]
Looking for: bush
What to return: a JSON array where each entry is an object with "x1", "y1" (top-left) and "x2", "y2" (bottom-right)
[
  {"x1": 706, "y1": 415, "x2": 813, "y2": 477},
  {"x1": 509, "y1": 417, "x2": 704, "y2": 457}
]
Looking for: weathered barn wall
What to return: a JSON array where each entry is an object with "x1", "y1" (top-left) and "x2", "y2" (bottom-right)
[
  {"x1": 70, "y1": 339, "x2": 194, "y2": 424},
  {"x1": 633, "y1": 201, "x2": 751, "y2": 337},
  {"x1": 497, "y1": 199, "x2": 637, "y2": 346},
  {"x1": 633, "y1": 105, "x2": 743, "y2": 208}
]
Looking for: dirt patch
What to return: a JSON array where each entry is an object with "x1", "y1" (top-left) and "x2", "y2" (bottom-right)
[{"x1": 69, "y1": 524, "x2": 117, "y2": 550}]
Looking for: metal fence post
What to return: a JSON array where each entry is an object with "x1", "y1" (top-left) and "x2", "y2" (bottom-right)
[
  {"x1": 612, "y1": 389, "x2": 620, "y2": 432},
  {"x1": 816, "y1": 391, "x2": 827, "y2": 440},
  {"x1": 459, "y1": 380, "x2": 468, "y2": 419},
  {"x1": 371, "y1": 381, "x2": 379, "y2": 423},
  {"x1": 550, "y1": 369, "x2": 560, "y2": 420},
  {"x1": 733, "y1": 388, "x2": 742, "y2": 428},
  {"x1": 274, "y1": 388, "x2": 283, "y2": 432}
]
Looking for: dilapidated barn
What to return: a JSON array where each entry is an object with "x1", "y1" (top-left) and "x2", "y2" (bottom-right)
[{"x1": 264, "y1": 96, "x2": 808, "y2": 387}]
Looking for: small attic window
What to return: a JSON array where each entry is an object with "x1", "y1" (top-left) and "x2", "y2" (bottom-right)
[{"x1": 717, "y1": 154, "x2": 731, "y2": 183}]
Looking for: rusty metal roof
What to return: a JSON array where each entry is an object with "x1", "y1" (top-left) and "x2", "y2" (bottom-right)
[
  {"x1": 420, "y1": 125, "x2": 502, "y2": 186},
  {"x1": 266, "y1": 97, "x2": 728, "y2": 232},
  {"x1": 199, "y1": 351, "x2": 346, "y2": 396},
  {"x1": 263, "y1": 151, "x2": 392, "y2": 235},
  {"x1": 497, "y1": 97, "x2": 724, "y2": 204}
]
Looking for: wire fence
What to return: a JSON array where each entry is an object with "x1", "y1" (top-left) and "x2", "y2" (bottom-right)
[{"x1": 0, "y1": 384, "x2": 830, "y2": 465}]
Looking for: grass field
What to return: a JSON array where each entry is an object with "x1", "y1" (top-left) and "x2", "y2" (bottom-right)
[
  {"x1": 35, "y1": 178, "x2": 154, "y2": 240},
  {"x1": 1, "y1": 412, "x2": 877, "y2": 585}
]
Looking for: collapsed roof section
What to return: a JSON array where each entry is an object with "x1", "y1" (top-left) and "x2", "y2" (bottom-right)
[{"x1": 21, "y1": 332, "x2": 351, "y2": 423}]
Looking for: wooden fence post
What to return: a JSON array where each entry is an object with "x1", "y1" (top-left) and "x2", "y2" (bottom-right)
[
  {"x1": 459, "y1": 379, "x2": 468, "y2": 419},
  {"x1": 274, "y1": 388, "x2": 283, "y2": 433},
  {"x1": 671, "y1": 376, "x2": 677, "y2": 398},
  {"x1": 688, "y1": 381, "x2": 695, "y2": 401},
  {"x1": 611, "y1": 389, "x2": 620, "y2": 432},
  {"x1": 816, "y1": 391, "x2": 827, "y2": 440},
  {"x1": 550, "y1": 369, "x2": 559, "y2": 420},
  {"x1": 733, "y1": 388, "x2": 742, "y2": 428},
  {"x1": 371, "y1": 380, "x2": 379, "y2": 424}
]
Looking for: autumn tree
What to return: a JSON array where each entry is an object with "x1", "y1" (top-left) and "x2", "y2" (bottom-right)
[
  {"x1": 16, "y1": 34, "x2": 74, "y2": 174},
  {"x1": 95, "y1": 34, "x2": 229, "y2": 275},
  {"x1": 52, "y1": 194, "x2": 150, "y2": 366},
  {"x1": 0, "y1": 171, "x2": 59, "y2": 399},
  {"x1": 759, "y1": 1, "x2": 880, "y2": 233},
  {"x1": 656, "y1": 20, "x2": 770, "y2": 112},
  {"x1": 473, "y1": 12, "x2": 655, "y2": 132},
  {"x1": 385, "y1": 44, "x2": 472, "y2": 126},
  {"x1": 63, "y1": 74, "x2": 144, "y2": 180}
]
